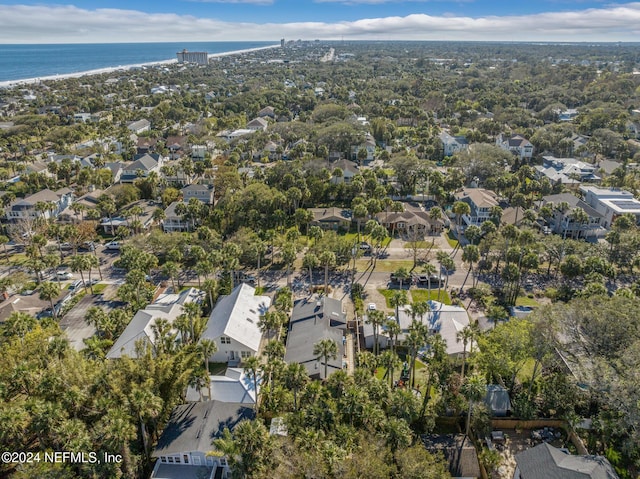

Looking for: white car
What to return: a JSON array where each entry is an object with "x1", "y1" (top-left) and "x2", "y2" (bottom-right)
[
  {"x1": 104, "y1": 241, "x2": 121, "y2": 250},
  {"x1": 367, "y1": 303, "x2": 377, "y2": 311},
  {"x1": 56, "y1": 271, "x2": 73, "y2": 280}
]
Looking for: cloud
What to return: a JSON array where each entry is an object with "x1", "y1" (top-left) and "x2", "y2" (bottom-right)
[
  {"x1": 185, "y1": 0, "x2": 273, "y2": 4},
  {"x1": 314, "y1": 0, "x2": 470, "y2": 4},
  {"x1": 0, "y1": 3, "x2": 640, "y2": 43}
]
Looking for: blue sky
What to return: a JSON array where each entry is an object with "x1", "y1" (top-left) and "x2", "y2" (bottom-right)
[{"x1": 0, "y1": 1, "x2": 639, "y2": 43}]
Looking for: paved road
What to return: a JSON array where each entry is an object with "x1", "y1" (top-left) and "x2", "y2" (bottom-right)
[{"x1": 58, "y1": 284, "x2": 124, "y2": 351}]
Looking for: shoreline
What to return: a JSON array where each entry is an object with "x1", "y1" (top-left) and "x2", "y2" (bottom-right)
[{"x1": 0, "y1": 44, "x2": 280, "y2": 89}]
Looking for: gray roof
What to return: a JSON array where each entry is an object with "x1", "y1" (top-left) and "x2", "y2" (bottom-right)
[
  {"x1": 185, "y1": 368, "x2": 257, "y2": 404},
  {"x1": 515, "y1": 443, "x2": 618, "y2": 479},
  {"x1": 152, "y1": 401, "x2": 254, "y2": 457},
  {"x1": 421, "y1": 434, "x2": 481, "y2": 478},
  {"x1": 284, "y1": 297, "x2": 346, "y2": 380},
  {"x1": 181, "y1": 183, "x2": 213, "y2": 193},
  {"x1": 127, "y1": 154, "x2": 158, "y2": 172},
  {"x1": 541, "y1": 193, "x2": 603, "y2": 219}
]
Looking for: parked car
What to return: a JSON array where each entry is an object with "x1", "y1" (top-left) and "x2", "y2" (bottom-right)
[
  {"x1": 78, "y1": 241, "x2": 95, "y2": 252},
  {"x1": 69, "y1": 279, "x2": 83, "y2": 291},
  {"x1": 56, "y1": 270, "x2": 73, "y2": 280},
  {"x1": 359, "y1": 242, "x2": 371, "y2": 250},
  {"x1": 367, "y1": 303, "x2": 377, "y2": 311},
  {"x1": 104, "y1": 241, "x2": 121, "y2": 251}
]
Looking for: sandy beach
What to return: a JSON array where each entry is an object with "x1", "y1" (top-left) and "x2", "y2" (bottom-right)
[{"x1": 0, "y1": 44, "x2": 280, "y2": 89}]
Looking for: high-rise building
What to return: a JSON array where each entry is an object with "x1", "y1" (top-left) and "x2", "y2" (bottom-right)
[
  {"x1": 176, "y1": 49, "x2": 208, "y2": 65},
  {"x1": 281, "y1": 38, "x2": 285, "y2": 48}
]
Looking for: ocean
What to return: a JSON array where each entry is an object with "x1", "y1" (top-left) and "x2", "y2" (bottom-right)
[{"x1": 0, "y1": 42, "x2": 277, "y2": 83}]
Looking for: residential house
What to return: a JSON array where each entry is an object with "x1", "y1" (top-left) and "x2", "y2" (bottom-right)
[
  {"x1": 191, "y1": 145, "x2": 207, "y2": 161},
  {"x1": 376, "y1": 204, "x2": 445, "y2": 236},
  {"x1": 127, "y1": 119, "x2": 151, "y2": 134},
  {"x1": 454, "y1": 188, "x2": 499, "y2": 227},
  {"x1": 58, "y1": 188, "x2": 104, "y2": 222},
  {"x1": 329, "y1": 159, "x2": 359, "y2": 184},
  {"x1": 539, "y1": 193, "x2": 603, "y2": 239},
  {"x1": 514, "y1": 443, "x2": 618, "y2": 479},
  {"x1": 151, "y1": 401, "x2": 254, "y2": 479},
  {"x1": 5, "y1": 188, "x2": 74, "y2": 222},
  {"x1": 181, "y1": 184, "x2": 215, "y2": 205},
  {"x1": 253, "y1": 140, "x2": 280, "y2": 161},
  {"x1": 421, "y1": 435, "x2": 481, "y2": 479},
  {"x1": 120, "y1": 153, "x2": 163, "y2": 183},
  {"x1": 440, "y1": 131, "x2": 469, "y2": 157},
  {"x1": 185, "y1": 368, "x2": 258, "y2": 404},
  {"x1": 136, "y1": 137, "x2": 158, "y2": 155},
  {"x1": 106, "y1": 288, "x2": 204, "y2": 359},
  {"x1": 535, "y1": 156, "x2": 600, "y2": 186},
  {"x1": 308, "y1": 207, "x2": 352, "y2": 231},
  {"x1": 216, "y1": 129, "x2": 254, "y2": 142},
  {"x1": 257, "y1": 106, "x2": 276, "y2": 119},
  {"x1": 496, "y1": 133, "x2": 534, "y2": 160},
  {"x1": 165, "y1": 135, "x2": 187, "y2": 160},
  {"x1": 570, "y1": 134, "x2": 593, "y2": 158},
  {"x1": 350, "y1": 134, "x2": 376, "y2": 163},
  {"x1": 162, "y1": 202, "x2": 190, "y2": 233},
  {"x1": 284, "y1": 296, "x2": 347, "y2": 380},
  {"x1": 363, "y1": 300, "x2": 473, "y2": 357},
  {"x1": 104, "y1": 162, "x2": 124, "y2": 183},
  {"x1": 580, "y1": 185, "x2": 640, "y2": 229},
  {"x1": 556, "y1": 108, "x2": 579, "y2": 122},
  {"x1": 73, "y1": 112, "x2": 91, "y2": 123},
  {"x1": 201, "y1": 283, "x2": 271, "y2": 364},
  {"x1": 246, "y1": 117, "x2": 268, "y2": 132}
]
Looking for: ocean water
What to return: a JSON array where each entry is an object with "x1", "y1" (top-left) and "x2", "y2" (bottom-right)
[{"x1": 0, "y1": 42, "x2": 277, "y2": 82}]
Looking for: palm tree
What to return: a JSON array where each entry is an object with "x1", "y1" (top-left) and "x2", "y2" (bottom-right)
[
  {"x1": 456, "y1": 324, "x2": 476, "y2": 380},
  {"x1": 405, "y1": 321, "x2": 429, "y2": 388},
  {"x1": 379, "y1": 350, "x2": 401, "y2": 388},
  {"x1": 460, "y1": 244, "x2": 480, "y2": 292},
  {"x1": 389, "y1": 290, "x2": 408, "y2": 325},
  {"x1": 243, "y1": 355, "x2": 262, "y2": 412},
  {"x1": 313, "y1": 338, "x2": 338, "y2": 380},
  {"x1": 366, "y1": 309, "x2": 386, "y2": 356},
  {"x1": 39, "y1": 281, "x2": 60, "y2": 319},
  {"x1": 69, "y1": 254, "x2": 89, "y2": 292},
  {"x1": 199, "y1": 339, "x2": 217, "y2": 398},
  {"x1": 284, "y1": 362, "x2": 309, "y2": 411},
  {"x1": 302, "y1": 252, "x2": 319, "y2": 294},
  {"x1": 162, "y1": 261, "x2": 180, "y2": 292},
  {"x1": 461, "y1": 374, "x2": 486, "y2": 437},
  {"x1": 318, "y1": 250, "x2": 336, "y2": 294},
  {"x1": 452, "y1": 200, "x2": 471, "y2": 245}
]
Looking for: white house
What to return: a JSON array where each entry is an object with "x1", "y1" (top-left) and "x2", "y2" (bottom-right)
[
  {"x1": 201, "y1": 283, "x2": 271, "y2": 364},
  {"x1": 453, "y1": 188, "x2": 499, "y2": 227},
  {"x1": 363, "y1": 301, "x2": 474, "y2": 357},
  {"x1": 496, "y1": 133, "x2": 534, "y2": 160},
  {"x1": 5, "y1": 188, "x2": 74, "y2": 222},
  {"x1": 350, "y1": 134, "x2": 376, "y2": 163},
  {"x1": 440, "y1": 131, "x2": 469, "y2": 157},
  {"x1": 181, "y1": 184, "x2": 215, "y2": 205},
  {"x1": 106, "y1": 288, "x2": 204, "y2": 359},
  {"x1": 246, "y1": 117, "x2": 268, "y2": 132},
  {"x1": 151, "y1": 401, "x2": 254, "y2": 479},
  {"x1": 185, "y1": 368, "x2": 258, "y2": 404},
  {"x1": 579, "y1": 185, "x2": 640, "y2": 229},
  {"x1": 127, "y1": 119, "x2": 151, "y2": 134}
]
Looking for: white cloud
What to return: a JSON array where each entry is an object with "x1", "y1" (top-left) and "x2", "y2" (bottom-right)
[
  {"x1": 0, "y1": 3, "x2": 640, "y2": 43},
  {"x1": 186, "y1": 0, "x2": 273, "y2": 4}
]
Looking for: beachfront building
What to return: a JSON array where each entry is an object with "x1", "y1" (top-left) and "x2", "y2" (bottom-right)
[
  {"x1": 176, "y1": 49, "x2": 208, "y2": 65},
  {"x1": 580, "y1": 185, "x2": 640, "y2": 228}
]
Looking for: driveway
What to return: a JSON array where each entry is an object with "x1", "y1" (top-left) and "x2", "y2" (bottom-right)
[{"x1": 58, "y1": 285, "x2": 125, "y2": 351}]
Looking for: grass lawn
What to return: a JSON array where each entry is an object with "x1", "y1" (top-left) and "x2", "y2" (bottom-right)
[
  {"x1": 254, "y1": 286, "x2": 267, "y2": 295},
  {"x1": 378, "y1": 289, "x2": 397, "y2": 308},
  {"x1": 343, "y1": 232, "x2": 392, "y2": 248},
  {"x1": 446, "y1": 229, "x2": 459, "y2": 249},
  {"x1": 515, "y1": 295, "x2": 541, "y2": 307},
  {"x1": 9, "y1": 253, "x2": 29, "y2": 266},
  {"x1": 356, "y1": 259, "x2": 413, "y2": 273},
  {"x1": 411, "y1": 289, "x2": 452, "y2": 305},
  {"x1": 91, "y1": 283, "x2": 108, "y2": 295}
]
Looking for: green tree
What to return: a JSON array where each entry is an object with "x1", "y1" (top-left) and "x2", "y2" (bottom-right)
[{"x1": 313, "y1": 338, "x2": 338, "y2": 380}]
